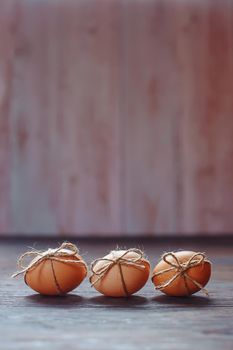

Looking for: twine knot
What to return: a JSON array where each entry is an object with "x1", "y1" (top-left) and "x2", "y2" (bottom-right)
[
  {"x1": 152, "y1": 252, "x2": 210, "y2": 296},
  {"x1": 90, "y1": 248, "x2": 146, "y2": 296},
  {"x1": 11, "y1": 242, "x2": 86, "y2": 278}
]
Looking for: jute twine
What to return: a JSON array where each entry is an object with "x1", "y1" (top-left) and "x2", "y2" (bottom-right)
[
  {"x1": 151, "y1": 252, "x2": 211, "y2": 296},
  {"x1": 12, "y1": 242, "x2": 87, "y2": 295},
  {"x1": 90, "y1": 248, "x2": 147, "y2": 296}
]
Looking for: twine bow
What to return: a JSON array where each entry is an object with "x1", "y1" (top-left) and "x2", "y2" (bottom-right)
[
  {"x1": 90, "y1": 248, "x2": 146, "y2": 296},
  {"x1": 11, "y1": 242, "x2": 86, "y2": 278},
  {"x1": 152, "y1": 252, "x2": 210, "y2": 296}
]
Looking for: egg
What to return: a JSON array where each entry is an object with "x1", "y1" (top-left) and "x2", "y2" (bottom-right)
[
  {"x1": 152, "y1": 251, "x2": 211, "y2": 297},
  {"x1": 90, "y1": 249, "x2": 150, "y2": 297},
  {"x1": 13, "y1": 243, "x2": 87, "y2": 296}
]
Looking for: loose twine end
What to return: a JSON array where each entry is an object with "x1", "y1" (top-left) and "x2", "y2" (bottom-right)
[{"x1": 151, "y1": 252, "x2": 211, "y2": 297}]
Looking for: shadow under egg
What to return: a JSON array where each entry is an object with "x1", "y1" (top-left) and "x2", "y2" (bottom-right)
[
  {"x1": 89, "y1": 294, "x2": 149, "y2": 308},
  {"x1": 25, "y1": 293, "x2": 86, "y2": 308},
  {"x1": 151, "y1": 294, "x2": 213, "y2": 308}
]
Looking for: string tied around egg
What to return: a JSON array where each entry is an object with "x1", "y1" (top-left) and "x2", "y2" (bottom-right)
[
  {"x1": 90, "y1": 248, "x2": 146, "y2": 296},
  {"x1": 11, "y1": 242, "x2": 87, "y2": 294},
  {"x1": 152, "y1": 252, "x2": 210, "y2": 296}
]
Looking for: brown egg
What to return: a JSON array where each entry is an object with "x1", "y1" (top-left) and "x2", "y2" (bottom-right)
[
  {"x1": 90, "y1": 249, "x2": 150, "y2": 297},
  {"x1": 13, "y1": 243, "x2": 87, "y2": 295},
  {"x1": 152, "y1": 251, "x2": 211, "y2": 297}
]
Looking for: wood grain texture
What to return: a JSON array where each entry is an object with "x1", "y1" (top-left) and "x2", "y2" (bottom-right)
[
  {"x1": 0, "y1": 0, "x2": 233, "y2": 235},
  {"x1": 0, "y1": 0, "x2": 17, "y2": 233},
  {"x1": 174, "y1": 0, "x2": 233, "y2": 233},
  {"x1": 123, "y1": 0, "x2": 233, "y2": 235},
  {"x1": 1, "y1": 238, "x2": 233, "y2": 349},
  {"x1": 123, "y1": 0, "x2": 180, "y2": 235},
  {"x1": 8, "y1": 0, "x2": 122, "y2": 235}
]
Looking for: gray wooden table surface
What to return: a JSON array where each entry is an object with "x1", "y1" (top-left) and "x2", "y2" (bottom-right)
[{"x1": 0, "y1": 237, "x2": 233, "y2": 350}]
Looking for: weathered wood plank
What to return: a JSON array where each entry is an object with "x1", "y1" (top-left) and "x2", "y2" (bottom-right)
[
  {"x1": 174, "y1": 0, "x2": 233, "y2": 234},
  {"x1": 8, "y1": 0, "x2": 122, "y2": 235},
  {"x1": 0, "y1": 238, "x2": 233, "y2": 350},
  {"x1": 123, "y1": 0, "x2": 179, "y2": 234},
  {"x1": 0, "y1": 1, "x2": 17, "y2": 233}
]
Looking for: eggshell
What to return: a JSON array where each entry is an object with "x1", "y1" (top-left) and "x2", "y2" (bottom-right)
[
  {"x1": 90, "y1": 250, "x2": 150, "y2": 297},
  {"x1": 25, "y1": 249, "x2": 87, "y2": 295},
  {"x1": 152, "y1": 251, "x2": 211, "y2": 297}
]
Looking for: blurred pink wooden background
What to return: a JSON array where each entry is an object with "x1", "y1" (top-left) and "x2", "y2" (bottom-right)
[{"x1": 0, "y1": 0, "x2": 233, "y2": 236}]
